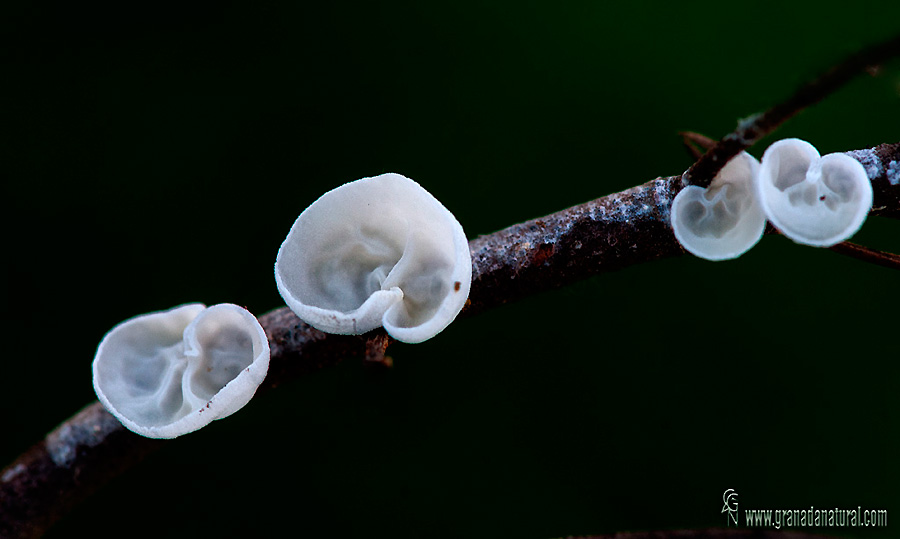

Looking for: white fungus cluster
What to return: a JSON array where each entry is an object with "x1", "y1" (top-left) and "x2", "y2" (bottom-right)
[
  {"x1": 671, "y1": 138, "x2": 873, "y2": 260},
  {"x1": 92, "y1": 172, "x2": 470, "y2": 439},
  {"x1": 275, "y1": 172, "x2": 472, "y2": 344},
  {"x1": 93, "y1": 303, "x2": 270, "y2": 439}
]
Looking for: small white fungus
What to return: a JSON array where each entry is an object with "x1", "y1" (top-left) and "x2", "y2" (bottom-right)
[
  {"x1": 757, "y1": 138, "x2": 873, "y2": 247},
  {"x1": 670, "y1": 152, "x2": 766, "y2": 260},
  {"x1": 92, "y1": 303, "x2": 270, "y2": 439},
  {"x1": 275, "y1": 173, "x2": 472, "y2": 344}
]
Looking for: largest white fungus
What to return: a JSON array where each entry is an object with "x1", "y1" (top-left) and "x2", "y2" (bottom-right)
[
  {"x1": 757, "y1": 138, "x2": 872, "y2": 246},
  {"x1": 671, "y1": 151, "x2": 766, "y2": 261},
  {"x1": 92, "y1": 303, "x2": 270, "y2": 439},
  {"x1": 275, "y1": 172, "x2": 471, "y2": 344}
]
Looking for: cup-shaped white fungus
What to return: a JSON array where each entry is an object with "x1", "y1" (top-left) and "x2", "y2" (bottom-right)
[
  {"x1": 92, "y1": 303, "x2": 270, "y2": 439},
  {"x1": 671, "y1": 151, "x2": 766, "y2": 260},
  {"x1": 275, "y1": 172, "x2": 472, "y2": 344},
  {"x1": 757, "y1": 138, "x2": 873, "y2": 246}
]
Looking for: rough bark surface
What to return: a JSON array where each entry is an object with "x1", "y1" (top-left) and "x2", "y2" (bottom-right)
[{"x1": 1, "y1": 143, "x2": 898, "y2": 538}]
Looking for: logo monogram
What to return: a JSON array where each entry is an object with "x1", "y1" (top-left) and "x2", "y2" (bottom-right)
[{"x1": 722, "y1": 489, "x2": 739, "y2": 526}]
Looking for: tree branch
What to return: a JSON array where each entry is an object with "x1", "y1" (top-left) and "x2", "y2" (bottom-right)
[
  {"x1": 2, "y1": 141, "x2": 898, "y2": 537},
  {"x1": 829, "y1": 241, "x2": 900, "y2": 270},
  {"x1": 683, "y1": 34, "x2": 900, "y2": 189}
]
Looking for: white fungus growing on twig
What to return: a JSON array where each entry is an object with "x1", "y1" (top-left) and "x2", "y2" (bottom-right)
[
  {"x1": 275, "y1": 173, "x2": 472, "y2": 343},
  {"x1": 757, "y1": 138, "x2": 873, "y2": 246},
  {"x1": 92, "y1": 303, "x2": 270, "y2": 439},
  {"x1": 671, "y1": 152, "x2": 766, "y2": 260}
]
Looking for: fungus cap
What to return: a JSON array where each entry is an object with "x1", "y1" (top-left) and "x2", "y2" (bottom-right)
[
  {"x1": 92, "y1": 303, "x2": 270, "y2": 439},
  {"x1": 275, "y1": 173, "x2": 472, "y2": 344},
  {"x1": 757, "y1": 138, "x2": 872, "y2": 246},
  {"x1": 671, "y1": 151, "x2": 766, "y2": 260}
]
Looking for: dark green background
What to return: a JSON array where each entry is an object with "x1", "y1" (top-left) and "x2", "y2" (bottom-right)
[{"x1": 3, "y1": 1, "x2": 899, "y2": 537}]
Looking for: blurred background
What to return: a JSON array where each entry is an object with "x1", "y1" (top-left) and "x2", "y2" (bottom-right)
[{"x1": 3, "y1": 1, "x2": 899, "y2": 537}]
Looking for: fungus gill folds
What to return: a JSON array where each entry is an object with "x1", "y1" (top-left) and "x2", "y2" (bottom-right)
[
  {"x1": 671, "y1": 152, "x2": 766, "y2": 260},
  {"x1": 672, "y1": 138, "x2": 875, "y2": 259},
  {"x1": 92, "y1": 303, "x2": 270, "y2": 439},
  {"x1": 757, "y1": 138, "x2": 873, "y2": 246},
  {"x1": 275, "y1": 173, "x2": 472, "y2": 344}
]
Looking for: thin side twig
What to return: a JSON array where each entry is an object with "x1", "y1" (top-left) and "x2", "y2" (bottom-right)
[
  {"x1": 679, "y1": 130, "x2": 717, "y2": 160},
  {"x1": 683, "y1": 34, "x2": 900, "y2": 188},
  {"x1": 829, "y1": 241, "x2": 900, "y2": 270}
]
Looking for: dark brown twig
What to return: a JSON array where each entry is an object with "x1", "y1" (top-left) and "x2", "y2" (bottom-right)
[
  {"x1": 829, "y1": 241, "x2": 900, "y2": 270},
  {"x1": 2, "y1": 143, "x2": 899, "y2": 538},
  {"x1": 683, "y1": 34, "x2": 900, "y2": 189},
  {"x1": 679, "y1": 131, "x2": 717, "y2": 160}
]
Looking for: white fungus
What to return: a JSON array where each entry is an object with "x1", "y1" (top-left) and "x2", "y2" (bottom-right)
[
  {"x1": 275, "y1": 172, "x2": 472, "y2": 344},
  {"x1": 92, "y1": 303, "x2": 270, "y2": 439},
  {"x1": 670, "y1": 152, "x2": 766, "y2": 260},
  {"x1": 757, "y1": 138, "x2": 872, "y2": 246}
]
